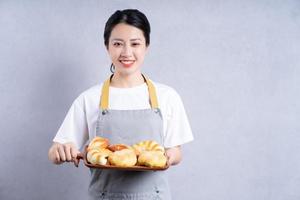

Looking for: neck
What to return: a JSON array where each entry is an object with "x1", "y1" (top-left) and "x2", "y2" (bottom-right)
[{"x1": 110, "y1": 71, "x2": 145, "y2": 88}]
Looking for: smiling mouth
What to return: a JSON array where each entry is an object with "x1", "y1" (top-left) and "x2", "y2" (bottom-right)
[{"x1": 119, "y1": 60, "x2": 135, "y2": 68}]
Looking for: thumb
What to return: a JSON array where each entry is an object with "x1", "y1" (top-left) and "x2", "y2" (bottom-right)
[
  {"x1": 70, "y1": 146, "x2": 80, "y2": 159},
  {"x1": 73, "y1": 157, "x2": 80, "y2": 168},
  {"x1": 166, "y1": 151, "x2": 173, "y2": 166},
  {"x1": 70, "y1": 146, "x2": 80, "y2": 167}
]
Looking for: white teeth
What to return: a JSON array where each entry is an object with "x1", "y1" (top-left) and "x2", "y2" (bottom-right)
[{"x1": 120, "y1": 60, "x2": 134, "y2": 64}]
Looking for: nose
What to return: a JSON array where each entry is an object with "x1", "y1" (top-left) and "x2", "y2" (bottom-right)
[{"x1": 121, "y1": 44, "x2": 132, "y2": 56}]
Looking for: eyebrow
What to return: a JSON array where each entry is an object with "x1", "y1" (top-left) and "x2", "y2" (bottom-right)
[{"x1": 111, "y1": 38, "x2": 142, "y2": 42}]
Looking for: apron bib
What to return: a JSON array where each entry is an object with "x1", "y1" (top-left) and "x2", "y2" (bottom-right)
[{"x1": 88, "y1": 75, "x2": 171, "y2": 200}]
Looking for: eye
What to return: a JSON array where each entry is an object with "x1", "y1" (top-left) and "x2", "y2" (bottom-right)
[
  {"x1": 113, "y1": 42, "x2": 122, "y2": 47},
  {"x1": 132, "y1": 43, "x2": 140, "y2": 47}
]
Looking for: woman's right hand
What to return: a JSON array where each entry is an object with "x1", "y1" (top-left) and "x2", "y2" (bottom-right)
[{"x1": 48, "y1": 142, "x2": 80, "y2": 167}]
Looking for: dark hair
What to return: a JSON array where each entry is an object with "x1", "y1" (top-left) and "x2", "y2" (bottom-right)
[{"x1": 104, "y1": 9, "x2": 151, "y2": 47}]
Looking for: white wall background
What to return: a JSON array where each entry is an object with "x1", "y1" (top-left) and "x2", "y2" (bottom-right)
[{"x1": 0, "y1": 1, "x2": 299, "y2": 200}]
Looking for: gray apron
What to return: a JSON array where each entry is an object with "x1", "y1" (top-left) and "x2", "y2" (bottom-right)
[{"x1": 88, "y1": 75, "x2": 171, "y2": 200}]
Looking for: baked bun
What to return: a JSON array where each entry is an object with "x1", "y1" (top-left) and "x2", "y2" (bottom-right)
[
  {"x1": 108, "y1": 149, "x2": 137, "y2": 167},
  {"x1": 137, "y1": 151, "x2": 167, "y2": 168},
  {"x1": 87, "y1": 148, "x2": 112, "y2": 165},
  {"x1": 108, "y1": 144, "x2": 132, "y2": 152},
  {"x1": 132, "y1": 140, "x2": 165, "y2": 155},
  {"x1": 87, "y1": 137, "x2": 109, "y2": 151}
]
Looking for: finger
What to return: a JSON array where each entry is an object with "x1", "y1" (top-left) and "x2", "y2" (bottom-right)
[
  {"x1": 167, "y1": 158, "x2": 172, "y2": 166},
  {"x1": 57, "y1": 145, "x2": 66, "y2": 162},
  {"x1": 73, "y1": 158, "x2": 80, "y2": 168},
  {"x1": 166, "y1": 152, "x2": 173, "y2": 166},
  {"x1": 55, "y1": 150, "x2": 63, "y2": 164},
  {"x1": 64, "y1": 145, "x2": 72, "y2": 162},
  {"x1": 69, "y1": 145, "x2": 80, "y2": 167},
  {"x1": 70, "y1": 146, "x2": 79, "y2": 159}
]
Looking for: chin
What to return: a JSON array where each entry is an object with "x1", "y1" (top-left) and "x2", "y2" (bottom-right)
[{"x1": 115, "y1": 67, "x2": 140, "y2": 76}]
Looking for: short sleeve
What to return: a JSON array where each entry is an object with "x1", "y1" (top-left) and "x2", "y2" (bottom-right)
[
  {"x1": 53, "y1": 96, "x2": 89, "y2": 150},
  {"x1": 164, "y1": 89, "x2": 194, "y2": 148}
]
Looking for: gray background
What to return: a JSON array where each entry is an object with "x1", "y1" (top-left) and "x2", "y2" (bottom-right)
[{"x1": 0, "y1": 0, "x2": 299, "y2": 200}]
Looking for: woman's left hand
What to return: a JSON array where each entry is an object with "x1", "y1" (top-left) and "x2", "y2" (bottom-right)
[{"x1": 165, "y1": 146, "x2": 182, "y2": 166}]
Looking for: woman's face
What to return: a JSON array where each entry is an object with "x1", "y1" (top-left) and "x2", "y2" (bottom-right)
[{"x1": 107, "y1": 23, "x2": 148, "y2": 76}]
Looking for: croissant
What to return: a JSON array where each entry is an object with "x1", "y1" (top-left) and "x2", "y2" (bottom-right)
[
  {"x1": 132, "y1": 140, "x2": 165, "y2": 155},
  {"x1": 137, "y1": 151, "x2": 167, "y2": 168},
  {"x1": 87, "y1": 148, "x2": 112, "y2": 165},
  {"x1": 87, "y1": 136, "x2": 109, "y2": 151},
  {"x1": 108, "y1": 149, "x2": 137, "y2": 167}
]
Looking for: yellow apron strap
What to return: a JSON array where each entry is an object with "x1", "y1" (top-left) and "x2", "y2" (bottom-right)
[
  {"x1": 99, "y1": 75, "x2": 112, "y2": 110},
  {"x1": 142, "y1": 75, "x2": 159, "y2": 109},
  {"x1": 100, "y1": 74, "x2": 159, "y2": 109}
]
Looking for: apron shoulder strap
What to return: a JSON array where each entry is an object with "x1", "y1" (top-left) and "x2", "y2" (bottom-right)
[
  {"x1": 143, "y1": 75, "x2": 159, "y2": 109},
  {"x1": 100, "y1": 75, "x2": 111, "y2": 110}
]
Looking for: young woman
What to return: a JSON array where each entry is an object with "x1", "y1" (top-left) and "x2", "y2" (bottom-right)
[{"x1": 48, "y1": 9, "x2": 193, "y2": 200}]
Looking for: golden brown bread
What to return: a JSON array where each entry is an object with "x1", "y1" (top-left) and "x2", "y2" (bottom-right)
[
  {"x1": 108, "y1": 149, "x2": 137, "y2": 167},
  {"x1": 108, "y1": 144, "x2": 132, "y2": 152},
  {"x1": 87, "y1": 148, "x2": 112, "y2": 165},
  {"x1": 87, "y1": 136, "x2": 109, "y2": 151},
  {"x1": 137, "y1": 151, "x2": 167, "y2": 168},
  {"x1": 132, "y1": 140, "x2": 165, "y2": 155},
  {"x1": 86, "y1": 137, "x2": 168, "y2": 168}
]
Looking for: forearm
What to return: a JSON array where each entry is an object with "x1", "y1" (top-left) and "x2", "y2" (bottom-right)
[{"x1": 165, "y1": 146, "x2": 182, "y2": 166}]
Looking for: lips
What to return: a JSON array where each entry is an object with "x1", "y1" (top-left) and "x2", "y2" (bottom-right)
[{"x1": 119, "y1": 60, "x2": 135, "y2": 68}]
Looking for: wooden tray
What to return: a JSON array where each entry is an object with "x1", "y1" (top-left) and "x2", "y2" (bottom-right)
[{"x1": 76, "y1": 146, "x2": 169, "y2": 171}]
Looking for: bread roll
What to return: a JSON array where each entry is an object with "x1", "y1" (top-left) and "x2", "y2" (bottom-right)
[
  {"x1": 108, "y1": 144, "x2": 132, "y2": 152},
  {"x1": 132, "y1": 140, "x2": 165, "y2": 155},
  {"x1": 87, "y1": 148, "x2": 112, "y2": 165},
  {"x1": 87, "y1": 137, "x2": 109, "y2": 151},
  {"x1": 137, "y1": 151, "x2": 167, "y2": 168},
  {"x1": 108, "y1": 149, "x2": 137, "y2": 167}
]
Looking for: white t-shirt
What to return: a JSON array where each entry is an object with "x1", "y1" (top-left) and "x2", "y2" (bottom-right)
[{"x1": 53, "y1": 81, "x2": 194, "y2": 149}]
